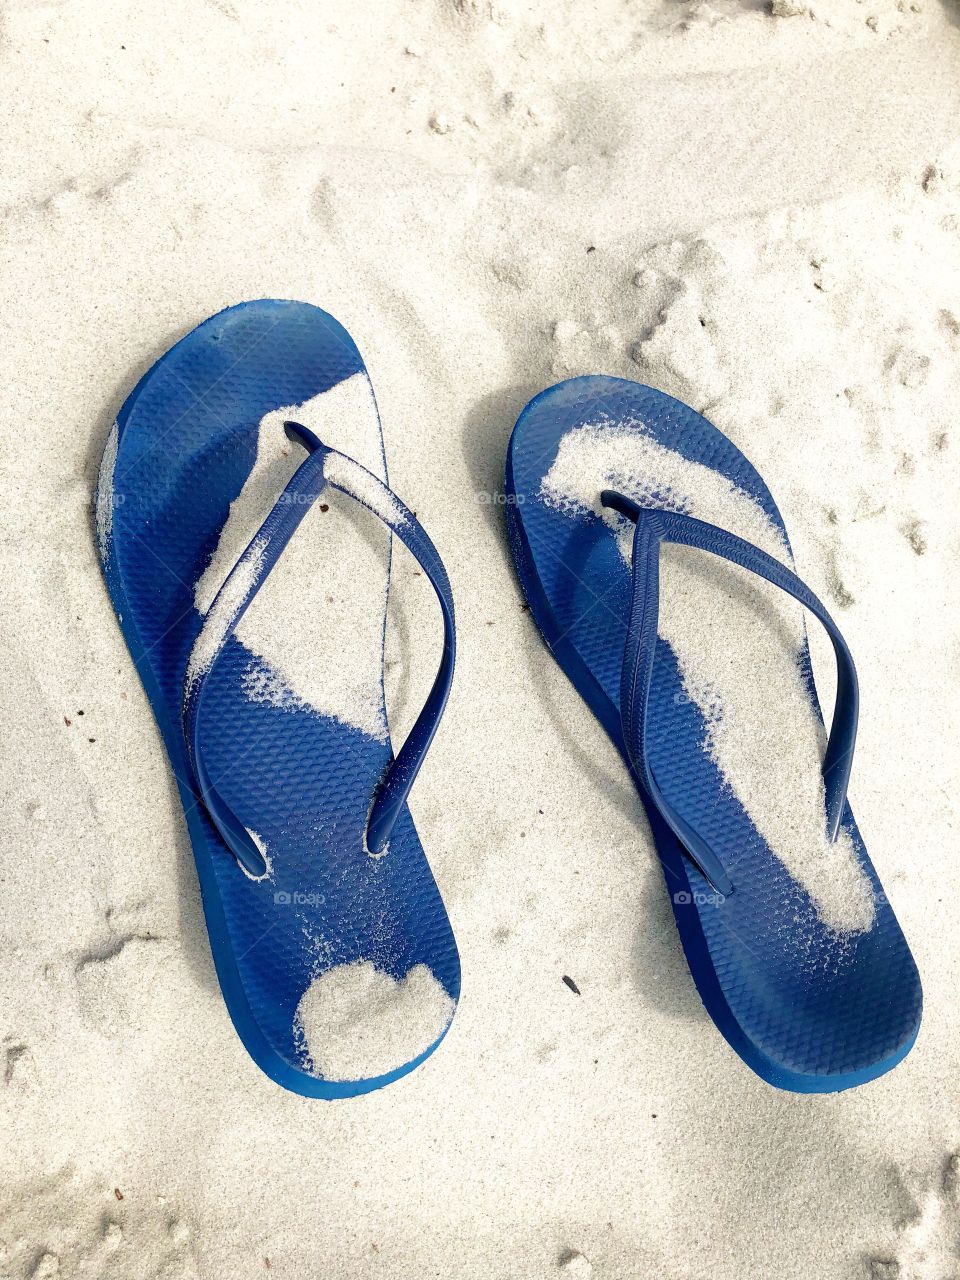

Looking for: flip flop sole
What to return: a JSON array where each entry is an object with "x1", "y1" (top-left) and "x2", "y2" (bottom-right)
[
  {"x1": 97, "y1": 299, "x2": 459, "y2": 1097},
  {"x1": 506, "y1": 375, "x2": 921, "y2": 1092}
]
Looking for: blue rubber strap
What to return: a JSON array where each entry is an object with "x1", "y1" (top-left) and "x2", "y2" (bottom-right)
[
  {"x1": 182, "y1": 421, "x2": 456, "y2": 878},
  {"x1": 600, "y1": 490, "x2": 859, "y2": 898}
]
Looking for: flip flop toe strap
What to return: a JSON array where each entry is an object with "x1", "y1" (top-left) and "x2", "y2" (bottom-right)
[
  {"x1": 600, "y1": 490, "x2": 859, "y2": 898},
  {"x1": 182, "y1": 421, "x2": 455, "y2": 878}
]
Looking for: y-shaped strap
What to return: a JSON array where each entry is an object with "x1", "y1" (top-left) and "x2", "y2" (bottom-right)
[
  {"x1": 182, "y1": 421, "x2": 456, "y2": 878},
  {"x1": 600, "y1": 490, "x2": 859, "y2": 897}
]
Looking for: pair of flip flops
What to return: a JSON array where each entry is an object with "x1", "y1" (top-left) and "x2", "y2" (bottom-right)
[{"x1": 96, "y1": 299, "x2": 921, "y2": 1098}]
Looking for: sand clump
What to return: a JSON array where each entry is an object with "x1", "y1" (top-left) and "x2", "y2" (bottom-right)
[
  {"x1": 541, "y1": 420, "x2": 875, "y2": 932},
  {"x1": 184, "y1": 535, "x2": 269, "y2": 702},
  {"x1": 295, "y1": 962, "x2": 455, "y2": 1081},
  {"x1": 193, "y1": 374, "x2": 393, "y2": 743}
]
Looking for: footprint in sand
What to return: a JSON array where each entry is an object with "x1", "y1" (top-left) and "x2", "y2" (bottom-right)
[
  {"x1": 3, "y1": 1038, "x2": 38, "y2": 1093},
  {"x1": 885, "y1": 345, "x2": 931, "y2": 391},
  {"x1": 551, "y1": 317, "x2": 626, "y2": 379},
  {"x1": 899, "y1": 517, "x2": 928, "y2": 557},
  {"x1": 0, "y1": 1170, "x2": 199, "y2": 1280},
  {"x1": 72, "y1": 905, "x2": 167, "y2": 1035},
  {"x1": 558, "y1": 1248, "x2": 593, "y2": 1275},
  {"x1": 629, "y1": 241, "x2": 729, "y2": 407},
  {"x1": 867, "y1": 1153, "x2": 960, "y2": 1279}
]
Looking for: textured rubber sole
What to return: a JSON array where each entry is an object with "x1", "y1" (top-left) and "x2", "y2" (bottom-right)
[
  {"x1": 96, "y1": 300, "x2": 460, "y2": 1097},
  {"x1": 506, "y1": 375, "x2": 921, "y2": 1092}
]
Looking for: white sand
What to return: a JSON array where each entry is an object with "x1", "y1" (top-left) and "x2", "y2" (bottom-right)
[
  {"x1": 241, "y1": 830, "x2": 272, "y2": 884},
  {"x1": 295, "y1": 962, "x2": 455, "y2": 1083},
  {"x1": 2, "y1": 3, "x2": 960, "y2": 1279},
  {"x1": 94, "y1": 422, "x2": 118, "y2": 563},
  {"x1": 541, "y1": 421, "x2": 875, "y2": 934},
  {"x1": 194, "y1": 373, "x2": 392, "y2": 742},
  {"x1": 185, "y1": 534, "x2": 269, "y2": 702},
  {"x1": 323, "y1": 449, "x2": 410, "y2": 532}
]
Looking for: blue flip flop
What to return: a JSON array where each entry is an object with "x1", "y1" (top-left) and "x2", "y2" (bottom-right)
[
  {"x1": 505, "y1": 376, "x2": 921, "y2": 1092},
  {"x1": 96, "y1": 299, "x2": 460, "y2": 1098}
]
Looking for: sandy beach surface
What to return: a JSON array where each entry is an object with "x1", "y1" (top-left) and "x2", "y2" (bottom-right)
[{"x1": 2, "y1": 1, "x2": 960, "y2": 1277}]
